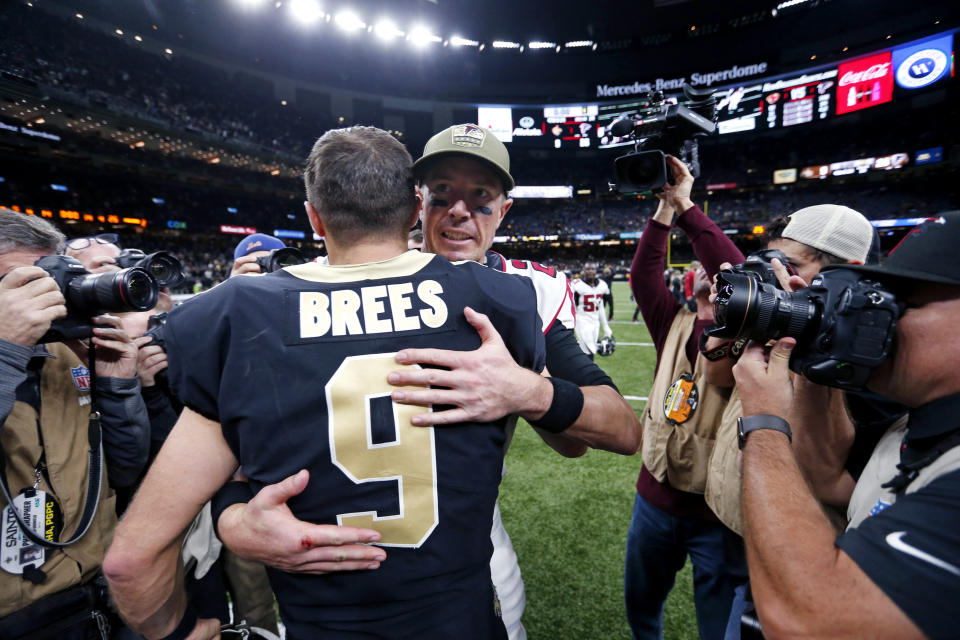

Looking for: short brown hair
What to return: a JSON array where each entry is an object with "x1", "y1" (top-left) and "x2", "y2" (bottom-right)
[{"x1": 304, "y1": 127, "x2": 415, "y2": 244}]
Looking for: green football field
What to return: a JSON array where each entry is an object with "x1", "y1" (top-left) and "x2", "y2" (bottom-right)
[{"x1": 499, "y1": 280, "x2": 699, "y2": 640}]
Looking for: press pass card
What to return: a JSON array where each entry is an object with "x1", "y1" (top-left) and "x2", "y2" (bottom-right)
[{"x1": 2, "y1": 489, "x2": 58, "y2": 574}]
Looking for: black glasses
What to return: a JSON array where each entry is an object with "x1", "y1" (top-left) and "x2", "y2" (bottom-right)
[{"x1": 65, "y1": 233, "x2": 119, "y2": 251}]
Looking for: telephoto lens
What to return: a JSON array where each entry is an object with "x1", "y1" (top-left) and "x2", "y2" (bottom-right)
[
  {"x1": 709, "y1": 271, "x2": 819, "y2": 343},
  {"x1": 67, "y1": 267, "x2": 159, "y2": 314}
]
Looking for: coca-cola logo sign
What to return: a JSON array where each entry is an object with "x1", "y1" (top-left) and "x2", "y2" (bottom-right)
[
  {"x1": 836, "y1": 52, "x2": 894, "y2": 115},
  {"x1": 839, "y1": 62, "x2": 891, "y2": 86}
]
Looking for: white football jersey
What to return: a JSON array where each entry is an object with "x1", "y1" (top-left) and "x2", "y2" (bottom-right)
[{"x1": 571, "y1": 277, "x2": 610, "y2": 322}]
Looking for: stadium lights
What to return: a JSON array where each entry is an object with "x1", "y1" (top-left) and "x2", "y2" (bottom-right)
[
  {"x1": 134, "y1": 35, "x2": 143, "y2": 42},
  {"x1": 408, "y1": 26, "x2": 441, "y2": 47},
  {"x1": 528, "y1": 41, "x2": 556, "y2": 49},
  {"x1": 115, "y1": 29, "x2": 124, "y2": 35},
  {"x1": 164, "y1": 48, "x2": 173, "y2": 55},
  {"x1": 450, "y1": 36, "x2": 479, "y2": 47},
  {"x1": 564, "y1": 40, "x2": 593, "y2": 48},
  {"x1": 289, "y1": 0, "x2": 323, "y2": 25},
  {"x1": 334, "y1": 10, "x2": 365, "y2": 32},
  {"x1": 75, "y1": 13, "x2": 84, "y2": 19},
  {"x1": 492, "y1": 40, "x2": 520, "y2": 49},
  {"x1": 374, "y1": 19, "x2": 403, "y2": 40},
  {"x1": 235, "y1": 0, "x2": 268, "y2": 8}
]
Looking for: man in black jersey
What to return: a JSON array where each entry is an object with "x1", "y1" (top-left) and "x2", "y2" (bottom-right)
[{"x1": 104, "y1": 126, "x2": 547, "y2": 639}]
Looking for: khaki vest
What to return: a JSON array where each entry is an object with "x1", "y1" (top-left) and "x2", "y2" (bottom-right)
[
  {"x1": 0, "y1": 343, "x2": 117, "y2": 617},
  {"x1": 848, "y1": 415, "x2": 960, "y2": 529},
  {"x1": 704, "y1": 388, "x2": 744, "y2": 535},
  {"x1": 641, "y1": 309, "x2": 731, "y2": 493}
]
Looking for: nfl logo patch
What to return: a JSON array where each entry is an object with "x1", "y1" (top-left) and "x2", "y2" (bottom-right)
[
  {"x1": 451, "y1": 124, "x2": 484, "y2": 148},
  {"x1": 70, "y1": 366, "x2": 91, "y2": 392},
  {"x1": 868, "y1": 499, "x2": 892, "y2": 517}
]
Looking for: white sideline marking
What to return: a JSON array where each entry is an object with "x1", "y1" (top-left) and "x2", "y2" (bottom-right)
[
  {"x1": 624, "y1": 396, "x2": 649, "y2": 402},
  {"x1": 617, "y1": 342, "x2": 654, "y2": 346},
  {"x1": 610, "y1": 320, "x2": 645, "y2": 325}
]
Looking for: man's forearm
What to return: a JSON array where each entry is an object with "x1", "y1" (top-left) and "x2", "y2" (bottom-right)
[
  {"x1": 559, "y1": 385, "x2": 641, "y2": 454},
  {"x1": 742, "y1": 430, "x2": 852, "y2": 636},
  {"x1": 106, "y1": 536, "x2": 190, "y2": 638},
  {"x1": 789, "y1": 380, "x2": 856, "y2": 506}
]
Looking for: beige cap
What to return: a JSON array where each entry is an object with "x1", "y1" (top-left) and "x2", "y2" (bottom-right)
[
  {"x1": 412, "y1": 124, "x2": 515, "y2": 191},
  {"x1": 782, "y1": 204, "x2": 874, "y2": 263}
]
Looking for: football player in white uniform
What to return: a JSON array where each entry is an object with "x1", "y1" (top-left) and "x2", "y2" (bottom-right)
[
  {"x1": 572, "y1": 262, "x2": 613, "y2": 359},
  {"x1": 211, "y1": 125, "x2": 641, "y2": 640}
]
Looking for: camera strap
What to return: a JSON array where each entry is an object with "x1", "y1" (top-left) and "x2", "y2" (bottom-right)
[
  {"x1": 881, "y1": 428, "x2": 960, "y2": 495},
  {"x1": 698, "y1": 329, "x2": 747, "y2": 362},
  {"x1": 0, "y1": 342, "x2": 103, "y2": 550}
]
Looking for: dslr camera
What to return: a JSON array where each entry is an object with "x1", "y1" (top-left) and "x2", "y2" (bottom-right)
[
  {"x1": 34, "y1": 255, "x2": 160, "y2": 343},
  {"x1": 116, "y1": 249, "x2": 185, "y2": 288},
  {"x1": 255, "y1": 247, "x2": 308, "y2": 273},
  {"x1": 725, "y1": 249, "x2": 798, "y2": 287},
  {"x1": 609, "y1": 83, "x2": 717, "y2": 193},
  {"x1": 707, "y1": 260, "x2": 900, "y2": 390}
]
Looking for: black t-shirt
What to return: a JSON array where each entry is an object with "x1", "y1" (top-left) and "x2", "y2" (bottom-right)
[
  {"x1": 164, "y1": 251, "x2": 544, "y2": 638},
  {"x1": 837, "y1": 468, "x2": 960, "y2": 639}
]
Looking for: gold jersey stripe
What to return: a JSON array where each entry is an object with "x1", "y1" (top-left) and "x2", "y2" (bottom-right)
[{"x1": 284, "y1": 250, "x2": 437, "y2": 284}]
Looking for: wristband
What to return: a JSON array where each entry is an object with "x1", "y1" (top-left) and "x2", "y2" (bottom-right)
[
  {"x1": 528, "y1": 377, "x2": 584, "y2": 434},
  {"x1": 157, "y1": 601, "x2": 198, "y2": 640},
  {"x1": 211, "y1": 481, "x2": 254, "y2": 539}
]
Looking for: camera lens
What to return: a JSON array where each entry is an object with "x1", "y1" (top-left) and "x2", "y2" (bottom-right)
[
  {"x1": 710, "y1": 271, "x2": 819, "y2": 343},
  {"x1": 67, "y1": 267, "x2": 159, "y2": 314},
  {"x1": 142, "y1": 252, "x2": 184, "y2": 288}
]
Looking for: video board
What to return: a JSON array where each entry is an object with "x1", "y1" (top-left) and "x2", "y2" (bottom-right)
[{"x1": 477, "y1": 30, "x2": 954, "y2": 150}]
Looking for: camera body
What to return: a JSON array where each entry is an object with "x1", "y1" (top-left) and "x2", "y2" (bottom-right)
[
  {"x1": 116, "y1": 249, "x2": 185, "y2": 289},
  {"x1": 35, "y1": 255, "x2": 160, "y2": 343},
  {"x1": 255, "y1": 247, "x2": 308, "y2": 273},
  {"x1": 610, "y1": 84, "x2": 717, "y2": 193},
  {"x1": 727, "y1": 249, "x2": 798, "y2": 288},
  {"x1": 709, "y1": 267, "x2": 900, "y2": 390}
]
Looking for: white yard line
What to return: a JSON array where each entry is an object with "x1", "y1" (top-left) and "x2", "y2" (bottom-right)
[
  {"x1": 617, "y1": 342, "x2": 655, "y2": 346},
  {"x1": 624, "y1": 395, "x2": 649, "y2": 402}
]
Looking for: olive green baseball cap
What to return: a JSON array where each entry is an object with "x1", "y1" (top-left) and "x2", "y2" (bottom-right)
[{"x1": 412, "y1": 123, "x2": 515, "y2": 192}]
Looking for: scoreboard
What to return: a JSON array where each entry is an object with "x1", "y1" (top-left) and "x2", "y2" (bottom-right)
[{"x1": 477, "y1": 30, "x2": 954, "y2": 151}]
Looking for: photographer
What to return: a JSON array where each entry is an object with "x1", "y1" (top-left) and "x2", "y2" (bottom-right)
[
  {"x1": 229, "y1": 233, "x2": 288, "y2": 278},
  {"x1": 625, "y1": 155, "x2": 747, "y2": 639},
  {"x1": 64, "y1": 232, "x2": 122, "y2": 274},
  {"x1": 0, "y1": 210, "x2": 149, "y2": 637},
  {"x1": 700, "y1": 206, "x2": 880, "y2": 537},
  {"x1": 731, "y1": 213, "x2": 960, "y2": 639}
]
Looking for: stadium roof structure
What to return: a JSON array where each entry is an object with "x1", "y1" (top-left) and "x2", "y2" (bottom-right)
[{"x1": 33, "y1": 0, "x2": 960, "y2": 102}]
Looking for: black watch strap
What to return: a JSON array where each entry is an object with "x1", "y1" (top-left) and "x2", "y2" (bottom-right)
[{"x1": 738, "y1": 415, "x2": 792, "y2": 450}]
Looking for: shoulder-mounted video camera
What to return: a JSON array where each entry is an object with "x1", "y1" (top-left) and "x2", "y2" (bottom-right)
[
  {"x1": 33, "y1": 255, "x2": 160, "y2": 343},
  {"x1": 609, "y1": 84, "x2": 717, "y2": 193}
]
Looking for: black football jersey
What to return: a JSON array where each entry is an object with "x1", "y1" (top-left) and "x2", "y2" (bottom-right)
[{"x1": 164, "y1": 251, "x2": 544, "y2": 638}]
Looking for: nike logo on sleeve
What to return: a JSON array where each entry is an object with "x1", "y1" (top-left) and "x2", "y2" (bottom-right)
[{"x1": 885, "y1": 531, "x2": 960, "y2": 577}]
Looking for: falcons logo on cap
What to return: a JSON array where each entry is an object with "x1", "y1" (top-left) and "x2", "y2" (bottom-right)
[{"x1": 451, "y1": 124, "x2": 484, "y2": 148}]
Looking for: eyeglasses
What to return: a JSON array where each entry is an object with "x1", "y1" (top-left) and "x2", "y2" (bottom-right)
[{"x1": 65, "y1": 233, "x2": 119, "y2": 251}]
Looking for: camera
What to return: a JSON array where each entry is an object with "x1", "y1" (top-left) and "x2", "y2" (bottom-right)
[
  {"x1": 116, "y1": 249, "x2": 185, "y2": 288},
  {"x1": 727, "y1": 249, "x2": 798, "y2": 288},
  {"x1": 255, "y1": 247, "x2": 308, "y2": 273},
  {"x1": 144, "y1": 311, "x2": 168, "y2": 350},
  {"x1": 609, "y1": 84, "x2": 717, "y2": 193},
  {"x1": 707, "y1": 267, "x2": 901, "y2": 390},
  {"x1": 34, "y1": 255, "x2": 160, "y2": 343}
]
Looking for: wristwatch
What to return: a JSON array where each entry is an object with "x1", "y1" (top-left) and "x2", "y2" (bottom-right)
[{"x1": 737, "y1": 415, "x2": 792, "y2": 450}]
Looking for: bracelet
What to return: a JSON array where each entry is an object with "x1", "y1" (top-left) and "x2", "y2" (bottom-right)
[
  {"x1": 529, "y1": 377, "x2": 584, "y2": 434},
  {"x1": 211, "y1": 481, "x2": 254, "y2": 539},
  {"x1": 156, "y1": 601, "x2": 198, "y2": 640}
]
